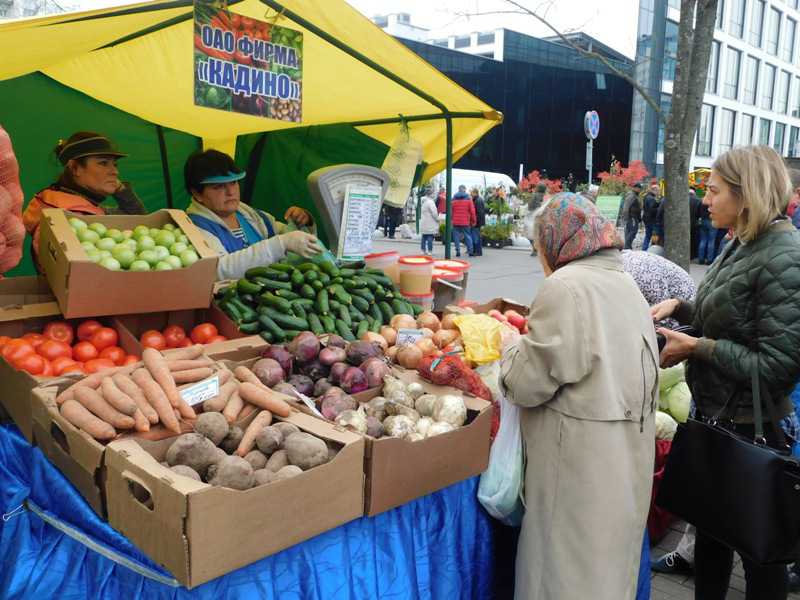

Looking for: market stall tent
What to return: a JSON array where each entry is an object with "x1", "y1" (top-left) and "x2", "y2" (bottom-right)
[{"x1": 0, "y1": 0, "x2": 501, "y2": 275}]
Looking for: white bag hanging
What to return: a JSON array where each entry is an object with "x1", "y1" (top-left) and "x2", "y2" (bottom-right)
[{"x1": 381, "y1": 120, "x2": 422, "y2": 209}]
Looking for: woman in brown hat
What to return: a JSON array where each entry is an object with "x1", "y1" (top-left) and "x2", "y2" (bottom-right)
[{"x1": 23, "y1": 131, "x2": 146, "y2": 268}]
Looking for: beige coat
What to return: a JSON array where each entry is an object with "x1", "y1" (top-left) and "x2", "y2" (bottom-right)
[{"x1": 501, "y1": 250, "x2": 658, "y2": 600}]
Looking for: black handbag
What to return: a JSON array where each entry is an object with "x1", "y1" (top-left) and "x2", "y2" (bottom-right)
[{"x1": 656, "y1": 363, "x2": 800, "y2": 565}]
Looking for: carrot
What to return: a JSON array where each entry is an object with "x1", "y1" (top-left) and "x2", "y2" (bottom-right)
[
  {"x1": 238, "y1": 382, "x2": 291, "y2": 417},
  {"x1": 60, "y1": 399, "x2": 116, "y2": 441},
  {"x1": 235, "y1": 410, "x2": 273, "y2": 457},
  {"x1": 74, "y1": 386, "x2": 135, "y2": 430},
  {"x1": 202, "y1": 379, "x2": 237, "y2": 412},
  {"x1": 132, "y1": 409, "x2": 150, "y2": 433},
  {"x1": 143, "y1": 348, "x2": 182, "y2": 408},
  {"x1": 237, "y1": 403, "x2": 258, "y2": 422},
  {"x1": 176, "y1": 396, "x2": 197, "y2": 421},
  {"x1": 222, "y1": 390, "x2": 244, "y2": 423},
  {"x1": 100, "y1": 377, "x2": 138, "y2": 416},
  {"x1": 177, "y1": 368, "x2": 231, "y2": 391},
  {"x1": 132, "y1": 368, "x2": 180, "y2": 434},
  {"x1": 124, "y1": 420, "x2": 194, "y2": 441},
  {"x1": 172, "y1": 367, "x2": 214, "y2": 384},
  {"x1": 164, "y1": 344, "x2": 205, "y2": 361},
  {"x1": 233, "y1": 366, "x2": 268, "y2": 389},
  {"x1": 56, "y1": 364, "x2": 138, "y2": 405},
  {"x1": 167, "y1": 358, "x2": 212, "y2": 372},
  {"x1": 113, "y1": 373, "x2": 158, "y2": 424}
]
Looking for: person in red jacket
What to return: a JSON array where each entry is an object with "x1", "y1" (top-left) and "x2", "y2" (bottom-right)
[{"x1": 451, "y1": 185, "x2": 476, "y2": 257}]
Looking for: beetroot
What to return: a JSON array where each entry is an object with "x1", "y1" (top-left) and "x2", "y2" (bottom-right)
[
  {"x1": 325, "y1": 334, "x2": 347, "y2": 349},
  {"x1": 329, "y1": 362, "x2": 349, "y2": 384},
  {"x1": 314, "y1": 378, "x2": 333, "y2": 397},
  {"x1": 273, "y1": 382, "x2": 297, "y2": 396},
  {"x1": 299, "y1": 359, "x2": 329, "y2": 381},
  {"x1": 346, "y1": 341, "x2": 382, "y2": 366},
  {"x1": 251, "y1": 358, "x2": 285, "y2": 387},
  {"x1": 288, "y1": 332, "x2": 320, "y2": 363},
  {"x1": 319, "y1": 346, "x2": 347, "y2": 366},
  {"x1": 340, "y1": 366, "x2": 368, "y2": 394},
  {"x1": 360, "y1": 357, "x2": 390, "y2": 388},
  {"x1": 261, "y1": 345, "x2": 293, "y2": 375},
  {"x1": 320, "y1": 386, "x2": 345, "y2": 404},
  {"x1": 321, "y1": 393, "x2": 357, "y2": 421},
  {"x1": 288, "y1": 374, "x2": 314, "y2": 396}
]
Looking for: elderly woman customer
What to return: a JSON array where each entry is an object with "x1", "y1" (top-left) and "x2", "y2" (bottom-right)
[
  {"x1": 501, "y1": 193, "x2": 658, "y2": 600},
  {"x1": 654, "y1": 146, "x2": 800, "y2": 600}
]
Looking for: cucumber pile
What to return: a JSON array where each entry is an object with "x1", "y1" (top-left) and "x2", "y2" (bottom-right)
[{"x1": 215, "y1": 258, "x2": 422, "y2": 343}]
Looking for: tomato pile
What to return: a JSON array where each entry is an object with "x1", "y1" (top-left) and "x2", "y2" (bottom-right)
[
  {"x1": 138, "y1": 322, "x2": 226, "y2": 351},
  {"x1": 0, "y1": 320, "x2": 138, "y2": 376}
]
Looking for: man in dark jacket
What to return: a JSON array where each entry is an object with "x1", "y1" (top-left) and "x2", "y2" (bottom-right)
[
  {"x1": 689, "y1": 188, "x2": 701, "y2": 259},
  {"x1": 470, "y1": 187, "x2": 486, "y2": 256},
  {"x1": 621, "y1": 183, "x2": 643, "y2": 249},
  {"x1": 642, "y1": 184, "x2": 661, "y2": 251}
]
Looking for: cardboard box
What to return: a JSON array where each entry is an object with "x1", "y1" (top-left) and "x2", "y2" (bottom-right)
[
  {"x1": 104, "y1": 411, "x2": 365, "y2": 588},
  {"x1": 38, "y1": 208, "x2": 218, "y2": 318},
  {"x1": 30, "y1": 380, "x2": 107, "y2": 516},
  {"x1": 445, "y1": 297, "x2": 530, "y2": 317}
]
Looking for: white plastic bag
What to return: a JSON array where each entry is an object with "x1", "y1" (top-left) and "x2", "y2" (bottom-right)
[
  {"x1": 381, "y1": 122, "x2": 422, "y2": 209},
  {"x1": 478, "y1": 387, "x2": 525, "y2": 526}
]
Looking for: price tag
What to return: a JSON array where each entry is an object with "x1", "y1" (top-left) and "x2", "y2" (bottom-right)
[
  {"x1": 396, "y1": 328, "x2": 424, "y2": 346},
  {"x1": 291, "y1": 389, "x2": 325, "y2": 419},
  {"x1": 180, "y1": 375, "x2": 220, "y2": 407}
]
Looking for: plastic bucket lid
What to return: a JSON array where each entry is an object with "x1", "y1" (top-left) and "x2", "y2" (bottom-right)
[
  {"x1": 399, "y1": 255, "x2": 434, "y2": 266},
  {"x1": 432, "y1": 267, "x2": 462, "y2": 282},
  {"x1": 365, "y1": 251, "x2": 399, "y2": 259},
  {"x1": 435, "y1": 259, "x2": 470, "y2": 273}
]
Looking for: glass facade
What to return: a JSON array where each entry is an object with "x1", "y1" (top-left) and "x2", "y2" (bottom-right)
[
  {"x1": 739, "y1": 113, "x2": 756, "y2": 145},
  {"x1": 719, "y1": 108, "x2": 736, "y2": 153},
  {"x1": 657, "y1": 93, "x2": 672, "y2": 149},
  {"x1": 760, "y1": 118, "x2": 772, "y2": 145},
  {"x1": 707, "y1": 41, "x2": 721, "y2": 94},
  {"x1": 750, "y1": 0, "x2": 766, "y2": 47},
  {"x1": 794, "y1": 77, "x2": 800, "y2": 117},
  {"x1": 697, "y1": 104, "x2": 715, "y2": 156},
  {"x1": 728, "y1": 0, "x2": 747, "y2": 38},
  {"x1": 663, "y1": 20, "x2": 679, "y2": 81},
  {"x1": 761, "y1": 63, "x2": 777, "y2": 109},
  {"x1": 723, "y1": 47, "x2": 741, "y2": 99},
  {"x1": 774, "y1": 122, "x2": 786, "y2": 154},
  {"x1": 767, "y1": 7, "x2": 781, "y2": 56},
  {"x1": 777, "y1": 70, "x2": 791, "y2": 113},
  {"x1": 782, "y1": 18, "x2": 796, "y2": 62},
  {"x1": 717, "y1": 0, "x2": 726, "y2": 29},
  {"x1": 743, "y1": 55, "x2": 759, "y2": 104},
  {"x1": 789, "y1": 126, "x2": 800, "y2": 157}
]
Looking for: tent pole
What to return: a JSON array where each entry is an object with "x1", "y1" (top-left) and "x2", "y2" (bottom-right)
[
  {"x1": 444, "y1": 115, "x2": 453, "y2": 260},
  {"x1": 155, "y1": 125, "x2": 174, "y2": 209}
]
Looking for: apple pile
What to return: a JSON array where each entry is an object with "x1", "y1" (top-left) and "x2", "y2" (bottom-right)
[
  {"x1": 487, "y1": 309, "x2": 528, "y2": 334},
  {"x1": 69, "y1": 218, "x2": 201, "y2": 272}
]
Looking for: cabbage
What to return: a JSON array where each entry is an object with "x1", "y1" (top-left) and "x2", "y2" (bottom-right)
[
  {"x1": 666, "y1": 381, "x2": 692, "y2": 423},
  {"x1": 659, "y1": 364, "x2": 686, "y2": 396},
  {"x1": 655, "y1": 411, "x2": 678, "y2": 441}
]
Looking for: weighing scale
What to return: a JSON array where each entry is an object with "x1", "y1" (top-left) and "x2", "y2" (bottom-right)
[{"x1": 307, "y1": 165, "x2": 390, "y2": 257}]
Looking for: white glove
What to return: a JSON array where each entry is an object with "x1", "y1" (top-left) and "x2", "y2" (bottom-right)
[{"x1": 280, "y1": 230, "x2": 321, "y2": 258}]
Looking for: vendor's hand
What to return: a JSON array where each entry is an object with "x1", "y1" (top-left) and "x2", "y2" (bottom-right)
[
  {"x1": 657, "y1": 327, "x2": 697, "y2": 368},
  {"x1": 650, "y1": 299, "x2": 680, "y2": 322},
  {"x1": 284, "y1": 206, "x2": 313, "y2": 227},
  {"x1": 281, "y1": 230, "x2": 321, "y2": 258},
  {"x1": 499, "y1": 322, "x2": 521, "y2": 352}
]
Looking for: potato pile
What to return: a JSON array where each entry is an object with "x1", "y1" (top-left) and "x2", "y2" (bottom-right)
[
  {"x1": 164, "y1": 410, "x2": 336, "y2": 489},
  {"x1": 333, "y1": 374, "x2": 468, "y2": 441}
]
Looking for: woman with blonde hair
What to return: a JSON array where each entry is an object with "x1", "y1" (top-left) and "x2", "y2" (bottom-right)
[
  {"x1": 655, "y1": 145, "x2": 800, "y2": 600},
  {"x1": 501, "y1": 192, "x2": 658, "y2": 599}
]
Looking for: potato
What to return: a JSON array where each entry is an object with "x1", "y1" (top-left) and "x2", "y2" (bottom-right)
[
  {"x1": 166, "y1": 433, "x2": 219, "y2": 473},
  {"x1": 194, "y1": 412, "x2": 229, "y2": 445},
  {"x1": 266, "y1": 449, "x2": 289, "y2": 472},
  {"x1": 169, "y1": 465, "x2": 201, "y2": 481},
  {"x1": 253, "y1": 468, "x2": 276, "y2": 487},
  {"x1": 255, "y1": 426, "x2": 283, "y2": 455},
  {"x1": 205, "y1": 463, "x2": 218, "y2": 483},
  {"x1": 209, "y1": 455, "x2": 254, "y2": 490},
  {"x1": 284, "y1": 432, "x2": 329, "y2": 470},
  {"x1": 272, "y1": 422, "x2": 300, "y2": 442},
  {"x1": 274, "y1": 465, "x2": 303, "y2": 481},
  {"x1": 244, "y1": 449, "x2": 268, "y2": 470},
  {"x1": 220, "y1": 425, "x2": 244, "y2": 454},
  {"x1": 214, "y1": 447, "x2": 227, "y2": 461}
]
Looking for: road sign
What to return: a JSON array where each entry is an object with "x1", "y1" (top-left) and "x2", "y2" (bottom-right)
[{"x1": 584, "y1": 110, "x2": 600, "y2": 140}]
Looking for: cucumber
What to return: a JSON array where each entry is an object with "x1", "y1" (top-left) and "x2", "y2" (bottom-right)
[
  {"x1": 290, "y1": 269, "x2": 305, "y2": 287},
  {"x1": 310, "y1": 279, "x2": 324, "y2": 292},
  {"x1": 237, "y1": 278, "x2": 263, "y2": 295},
  {"x1": 219, "y1": 299, "x2": 242, "y2": 323},
  {"x1": 338, "y1": 304, "x2": 351, "y2": 327},
  {"x1": 258, "y1": 315, "x2": 286, "y2": 342},
  {"x1": 364, "y1": 273, "x2": 393, "y2": 287},
  {"x1": 410, "y1": 303, "x2": 424, "y2": 316},
  {"x1": 318, "y1": 272, "x2": 331, "y2": 285},
  {"x1": 262, "y1": 306, "x2": 309, "y2": 331},
  {"x1": 229, "y1": 297, "x2": 258, "y2": 322},
  {"x1": 331, "y1": 276, "x2": 344, "y2": 285},
  {"x1": 374, "y1": 285, "x2": 387, "y2": 299},
  {"x1": 315, "y1": 289, "x2": 329, "y2": 315},
  {"x1": 356, "y1": 319, "x2": 369, "y2": 338},
  {"x1": 378, "y1": 301, "x2": 394, "y2": 323},
  {"x1": 259, "y1": 278, "x2": 292, "y2": 291},
  {"x1": 328, "y1": 299, "x2": 342, "y2": 312},
  {"x1": 351, "y1": 288, "x2": 375, "y2": 303},
  {"x1": 239, "y1": 321, "x2": 261, "y2": 334},
  {"x1": 391, "y1": 299, "x2": 409, "y2": 316},
  {"x1": 239, "y1": 293, "x2": 256, "y2": 305},
  {"x1": 259, "y1": 292, "x2": 292, "y2": 313},
  {"x1": 369, "y1": 303, "x2": 383, "y2": 324},
  {"x1": 299, "y1": 284, "x2": 316, "y2": 300},
  {"x1": 304, "y1": 270, "x2": 319, "y2": 283},
  {"x1": 308, "y1": 313, "x2": 324, "y2": 335},
  {"x1": 258, "y1": 330, "x2": 274, "y2": 343},
  {"x1": 369, "y1": 317, "x2": 382, "y2": 333},
  {"x1": 291, "y1": 298, "x2": 315, "y2": 309},
  {"x1": 283, "y1": 330, "x2": 303, "y2": 340},
  {"x1": 267, "y1": 262, "x2": 294, "y2": 273},
  {"x1": 244, "y1": 266, "x2": 272, "y2": 279},
  {"x1": 296, "y1": 262, "x2": 320, "y2": 273},
  {"x1": 361, "y1": 277, "x2": 378, "y2": 291},
  {"x1": 274, "y1": 289, "x2": 300, "y2": 300},
  {"x1": 335, "y1": 319, "x2": 356, "y2": 341},
  {"x1": 319, "y1": 260, "x2": 340, "y2": 277},
  {"x1": 331, "y1": 285, "x2": 352, "y2": 305},
  {"x1": 338, "y1": 268, "x2": 358, "y2": 278},
  {"x1": 320, "y1": 314, "x2": 336, "y2": 333},
  {"x1": 351, "y1": 295, "x2": 370, "y2": 313},
  {"x1": 349, "y1": 305, "x2": 366, "y2": 322},
  {"x1": 292, "y1": 303, "x2": 307, "y2": 321}
]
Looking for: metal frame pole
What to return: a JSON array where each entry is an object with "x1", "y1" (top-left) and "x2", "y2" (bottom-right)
[{"x1": 445, "y1": 115, "x2": 453, "y2": 259}]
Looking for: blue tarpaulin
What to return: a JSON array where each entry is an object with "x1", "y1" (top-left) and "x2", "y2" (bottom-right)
[{"x1": 0, "y1": 424, "x2": 493, "y2": 598}]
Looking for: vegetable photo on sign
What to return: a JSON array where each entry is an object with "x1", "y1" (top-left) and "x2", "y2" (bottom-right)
[{"x1": 193, "y1": 0, "x2": 303, "y2": 121}]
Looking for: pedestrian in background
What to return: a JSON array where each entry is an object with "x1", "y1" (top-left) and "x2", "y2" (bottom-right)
[
  {"x1": 451, "y1": 184, "x2": 475, "y2": 257},
  {"x1": 529, "y1": 183, "x2": 547, "y2": 256},
  {"x1": 642, "y1": 184, "x2": 661, "y2": 251},
  {"x1": 621, "y1": 182, "x2": 643, "y2": 249},
  {"x1": 689, "y1": 188, "x2": 701, "y2": 260},
  {"x1": 382, "y1": 204, "x2": 403, "y2": 239},
  {"x1": 471, "y1": 187, "x2": 486, "y2": 257},
  {"x1": 696, "y1": 195, "x2": 715, "y2": 264},
  {"x1": 418, "y1": 185, "x2": 439, "y2": 257},
  {"x1": 437, "y1": 186, "x2": 446, "y2": 214}
]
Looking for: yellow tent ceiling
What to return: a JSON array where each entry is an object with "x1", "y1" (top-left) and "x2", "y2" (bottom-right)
[{"x1": 0, "y1": 0, "x2": 501, "y2": 178}]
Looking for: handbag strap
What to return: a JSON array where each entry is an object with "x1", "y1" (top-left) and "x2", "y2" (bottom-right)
[{"x1": 750, "y1": 359, "x2": 788, "y2": 448}]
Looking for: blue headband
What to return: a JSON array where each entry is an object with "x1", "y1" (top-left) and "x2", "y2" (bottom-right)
[{"x1": 200, "y1": 171, "x2": 246, "y2": 185}]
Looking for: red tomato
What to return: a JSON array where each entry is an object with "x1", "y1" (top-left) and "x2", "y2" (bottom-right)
[
  {"x1": 22, "y1": 332, "x2": 45, "y2": 348},
  {"x1": 73, "y1": 341, "x2": 99, "y2": 362},
  {"x1": 0, "y1": 335, "x2": 11, "y2": 348},
  {"x1": 51, "y1": 356, "x2": 79, "y2": 375},
  {"x1": 40, "y1": 359, "x2": 54, "y2": 377},
  {"x1": 122, "y1": 354, "x2": 140, "y2": 366},
  {"x1": 162, "y1": 325, "x2": 187, "y2": 348},
  {"x1": 140, "y1": 330, "x2": 167, "y2": 351},
  {"x1": 99, "y1": 346, "x2": 126, "y2": 366},
  {"x1": 37, "y1": 339, "x2": 73, "y2": 362},
  {"x1": 60, "y1": 362, "x2": 85, "y2": 375},
  {"x1": 77, "y1": 320, "x2": 103, "y2": 342},
  {"x1": 16, "y1": 353, "x2": 45, "y2": 375},
  {"x1": 190, "y1": 323, "x2": 218, "y2": 344},
  {"x1": 2, "y1": 339, "x2": 34, "y2": 364},
  {"x1": 84, "y1": 358, "x2": 116, "y2": 374},
  {"x1": 89, "y1": 327, "x2": 118, "y2": 351},
  {"x1": 42, "y1": 321, "x2": 74, "y2": 345},
  {"x1": 177, "y1": 338, "x2": 193, "y2": 348},
  {"x1": 206, "y1": 335, "x2": 227, "y2": 344}
]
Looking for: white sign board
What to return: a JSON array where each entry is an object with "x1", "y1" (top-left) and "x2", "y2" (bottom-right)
[
  {"x1": 337, "y1": 184, "x2": 382, "y2": 259},
  {"x1": 180, "y1": 375, "x2": 220, "y2": 407}
]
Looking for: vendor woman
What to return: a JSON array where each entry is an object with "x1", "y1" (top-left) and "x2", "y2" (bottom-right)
[
  {"x1": 184, "y1": 149, "x2": 320, "y2": 280},
  {"x1": 23, "y1": 131, "x2": 146, "y2": 268}
]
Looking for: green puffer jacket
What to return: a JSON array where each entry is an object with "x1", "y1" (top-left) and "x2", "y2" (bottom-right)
[{"x1": 675, "y1": 220, "x2": 800, "y2": 423}]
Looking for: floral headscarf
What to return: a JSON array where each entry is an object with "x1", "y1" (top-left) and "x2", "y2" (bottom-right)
[{"x1": 536, "y1": 192, "x2": 622, "y2": 270}]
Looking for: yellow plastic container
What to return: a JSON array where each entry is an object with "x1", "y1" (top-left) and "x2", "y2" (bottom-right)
[
  {"x1": 398, "y1": 255, "x2": 434, "y2": 295},
  {"x1": 364, "y1": 251, "x2": 400, "y2": 285}
]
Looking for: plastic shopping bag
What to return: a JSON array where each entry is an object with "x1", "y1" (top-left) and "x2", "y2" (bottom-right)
[
  {"x1": 478, "y1": 388, "x2": 525, "y2": 526},
  {"x1": 453, "y1": 314, "x2": 503, "y2": 365}
]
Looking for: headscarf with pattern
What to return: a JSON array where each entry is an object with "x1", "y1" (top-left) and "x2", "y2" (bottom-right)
[{"x1": 536, "y1": 192, "x2": 622, "y2": 270}]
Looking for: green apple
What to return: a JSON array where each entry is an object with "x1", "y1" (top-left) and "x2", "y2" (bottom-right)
[
  {"x1": 97, "y1": 250, "x2": 112, "y2": 260},
  {"x1": 129, "y1": 260, "x2": 151, "y2": 272},
  {"x1": 112, "y1": 246, "x2": 136, "y2": 269},
  {"x1": 177, "y1": 234, "x2": 189, "y2": 245},
  {"x1": 96, "y1": 237, "x2": 117, "y2": 252},
  {"x1": 179, "y1": 249, "x2": 200, "y2": 267},
  {"x1": 164, "y1": 255, "x2": 182, "y2": 269},
  {"x1": 88, "y1": 222, "x2": 108, "y2": 236},
  {"x1": 137, "y1": 249, "x2": 159, "y2": 266},
  {"x1": 99, "y1": 256, "x2": 121, "y2": 271},
  {"x1": 122, "y1": 239, "x2": 138, "y2": 250},
  {"x1": 86, "y1": 248, "x2": 102, "y2": 262},
  {"x1": 162, "y1": 223, "x2": 176, "y2": 232},
  {"x1": 153, "y1": 246, "x2": 170, "y2": 261},
  {"x1": 169, "y1": 242, "x2": 188, "y2": 256},
  {"x1": 77, "y1": 228, "x2": 101, "y2": 244},
  {"x1": 155, "y1": 261, "x2": 174, "y2": 271},
  {"x1": 133, "y1": 225, "x2": 151, "y2": 239},
  {"x1": 69, "y1": 217, "x2": 88, "y2": 231},
  {"x1": 122, "y1": 229, "x2": 133, "y2": 239},
  {"x1": 80, "y1": 241, "x2": 95, "y2": 253},
  {"x1": 155, "y1": 230, "x2": 176, "y2": 247},
  {"x1": 106, "y1": 228, "x2": 124, "y2": 243},
  {"x1": 149, "y1": 227, "x2": 161, "y2": 238},
  {"x1": 137, "y1": 236, "x2": 156, "y2": 251}
]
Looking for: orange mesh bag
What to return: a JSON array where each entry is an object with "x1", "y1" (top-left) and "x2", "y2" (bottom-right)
[{"x1": 0, "y1": 124, "x2": 24, "y2": 275}]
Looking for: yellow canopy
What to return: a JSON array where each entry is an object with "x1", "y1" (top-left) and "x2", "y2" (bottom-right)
[{"x1": 0, "y1": 0, "x2": 500, "y2": 178}]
